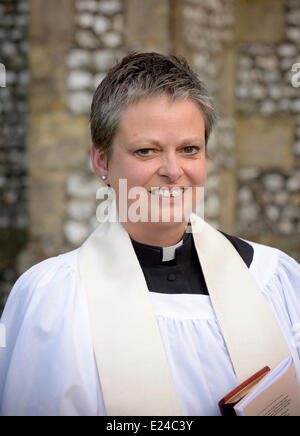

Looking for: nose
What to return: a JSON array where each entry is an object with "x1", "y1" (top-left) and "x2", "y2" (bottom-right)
[{"x1": 157, "y1": 153, "x2": 184, "y2": 182}]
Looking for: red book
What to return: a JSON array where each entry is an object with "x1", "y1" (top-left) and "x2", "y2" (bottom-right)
[
  {"x1": 219, "y1": 357, "x2": 300, "y2": 416},
  {"x1": 219, "y1": 366, "x2": 270, "y2": 416}
]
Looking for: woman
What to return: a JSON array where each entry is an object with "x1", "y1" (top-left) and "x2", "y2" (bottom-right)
[{"x1": 0, "y1": 52, "x2": 299, "y2": 416}]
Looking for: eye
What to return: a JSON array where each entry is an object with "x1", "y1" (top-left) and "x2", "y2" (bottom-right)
[
  {"x1": 135, "y1": 148, "x2": 153, "y2": 156},
  {"x1": 182, "y1": 146, "x2": 200, "y2": 155}
]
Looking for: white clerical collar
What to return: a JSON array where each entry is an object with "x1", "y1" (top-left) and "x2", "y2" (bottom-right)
[
  {"x1": 162, "y1": 223, "x2": 192, "y2": 262},
  {"x1": 162, "y1": 239, "x2": 184, "y2": 262}
]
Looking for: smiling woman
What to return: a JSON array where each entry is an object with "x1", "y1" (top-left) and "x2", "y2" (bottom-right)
[
  {"x1": 92, "y1": 94, "x2": 206, "y2": 246},
  {"x1": 0, "y1": 52, "x2": 300, "y2": 417},
  {"x1": 90, "y1": 52, "x2": 213, "y2": 246}
]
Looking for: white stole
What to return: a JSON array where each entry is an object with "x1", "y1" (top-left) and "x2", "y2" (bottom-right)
[{"x1": 79, "y1": 213, "x2": 290, "y2": 416}]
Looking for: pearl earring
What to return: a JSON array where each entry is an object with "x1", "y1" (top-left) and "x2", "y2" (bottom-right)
[{"x1": 102, "y1": 175, "x2": 107, "y2": 180}]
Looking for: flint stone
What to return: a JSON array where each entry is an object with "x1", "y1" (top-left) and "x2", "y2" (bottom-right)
[
  {"x1": 68, "y1": 91, "x2": 92, "y2": 114},
  {"x1": 99, "y1": 0, "x2": 122, "y2": 16},
  {"x1": 93, "y1": 15, "x2": 110, "y2": 34},
  {"x1": 263, "y1": 174, "x2": 284, "y2": 191},
  {"x1": 93, "y1": 49, "x2": 116, "y2": 71},
  {"x1": 64, "y1": 221, "x2": 89, "y2": 245},
  {"x1": 67, "y1": 49, "x2": 92, "y2": 68},
  {"x1": 101, "y1": 31, "x2": 122, "y2": 48},
  {"x1": 67, "y1": 70, "x2": 93, "y2": 90}
]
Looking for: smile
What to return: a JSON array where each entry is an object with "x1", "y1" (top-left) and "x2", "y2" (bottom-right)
[{"x1": 149, "y1": 187, "x2": 189, "y2": 198}]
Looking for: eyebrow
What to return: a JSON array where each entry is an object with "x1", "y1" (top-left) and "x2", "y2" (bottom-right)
[
  {"x1": 179, "y1": 138, "x2": 205, "y2": 147},
  {"x1": 130, "y1": 138, "x2": 205, "y2": 148}
]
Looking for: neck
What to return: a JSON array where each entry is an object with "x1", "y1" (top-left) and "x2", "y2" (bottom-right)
[{"x1": 122, "y1": 221, "x2": 188, "y2": 247}]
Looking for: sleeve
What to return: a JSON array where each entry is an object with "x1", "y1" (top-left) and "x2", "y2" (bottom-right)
[
  {"x1": 0, "y1": 254, "x2": 102, "y2": 416},
  {"x1": 262, "y1": 249, "x2": 300, "y2": 378}
]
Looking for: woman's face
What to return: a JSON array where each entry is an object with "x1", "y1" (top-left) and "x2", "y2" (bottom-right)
[{"x1": 95, "y1": 94, "x2": 206, "y2": 231}]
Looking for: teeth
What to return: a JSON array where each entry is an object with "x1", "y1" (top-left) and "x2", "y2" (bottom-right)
[
  {"x1": 150, "y1": 188, "x2": 160, "y2": 196},
  {"x1": 171, "y1": 189, "x2": 181, "y2": 197},
  {"x1": 150, "y1": 188, "x2": 183, "y2": 197}
]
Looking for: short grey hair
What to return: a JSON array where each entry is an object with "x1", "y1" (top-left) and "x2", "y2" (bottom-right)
[{"x1": 90, "y1": 52, "x2": 216, "y2": 160}]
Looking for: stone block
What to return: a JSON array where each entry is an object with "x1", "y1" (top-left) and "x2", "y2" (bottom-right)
[
  {"x1": 235, "y1": 0, "x2": 285, "y2": 43},
  {"x1": 29, "y1": 0, "x2": 74, "y2": 44},
  {"x1": 125, "y1": 0, "x2": 170, "y2": 52},
  {"x1": 218, "y1": 48, "x2": 236, "y2": 117},
  {"x1": 218, "y1": 170, "x2": 237, "y2": 234},
  {"x1": 29, "y1": 44, "x2": 69, "y2": 113},
  {"x1": 28, "y1": 171, "x2": 66, "y2": 246},
  {"x1": 28, "y1": 112, "x2": 89, "y2": 170},
  {"x1": 236, "y1": 116, "x2": 295, "y2": 169}
]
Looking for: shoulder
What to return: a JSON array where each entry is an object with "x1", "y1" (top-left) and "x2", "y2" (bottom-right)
[
  {"x1": 14, "y1": 248, "x2": 79, "y2": 289},
  {"x1": 1, "y1": 249, "x2": 81, "y2": 324},
  {"x1": 221, "y1": 232, "x2": 254, "y2": 268},
  {"x1": 244, "y1": 239, "x2": 300, "y2": 291},
  {"x1": 221, "y1": 230, "x2": 300, "y2": 291},
  {"x1": 16, "y1": 249, "x2": 79, "y2": 289}
]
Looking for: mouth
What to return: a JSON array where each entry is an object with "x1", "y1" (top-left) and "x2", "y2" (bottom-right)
[{"x1": 148, "y1": 186, "x2": 189, "y2": 198}]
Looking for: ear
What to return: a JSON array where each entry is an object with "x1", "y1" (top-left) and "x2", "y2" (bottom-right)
[{"x1": 91, "y1": 144, "x2": 108, "y2": 182}]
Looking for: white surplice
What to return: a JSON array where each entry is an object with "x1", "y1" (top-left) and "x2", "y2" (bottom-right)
[{"x1": 0, "y1": 222, "x2": 300, "y2": 416}]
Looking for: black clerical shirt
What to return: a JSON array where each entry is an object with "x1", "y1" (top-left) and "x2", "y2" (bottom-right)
[{"x1": 131, "y1": 231, "x2": 254, "y2": 295}]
